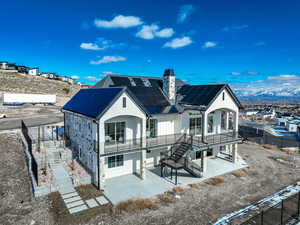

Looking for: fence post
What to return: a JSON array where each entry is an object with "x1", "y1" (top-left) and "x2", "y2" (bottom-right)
[
  {"x1": 261, "y1": 210, "x2": 264, "y2": 225},
  {"x1": 298, "y1": 191, "x2": 300, "y2": 218},
  {"x1": 281, "y1": 200, "x2": 284, "y2": 225}
]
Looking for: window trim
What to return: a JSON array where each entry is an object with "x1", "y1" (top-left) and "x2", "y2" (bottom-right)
[
  {"x1": 189, "y1": 116, "x2": 202, "y2": 135},
  {"x1": 146, "y1": 118, "x2": 158, "y2": 138},
  {"x1": 108, "y1": 154, "x2": 124, "y2": 168}
]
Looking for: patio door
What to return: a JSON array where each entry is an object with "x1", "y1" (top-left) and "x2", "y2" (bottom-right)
[{"x1": 105, "y1": 122, "x2": 125, "y2": 145}]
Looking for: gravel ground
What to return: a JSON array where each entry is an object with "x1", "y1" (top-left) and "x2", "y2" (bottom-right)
[{"x1": 0, "y1": 134, "x2": 299, "y2": 225}]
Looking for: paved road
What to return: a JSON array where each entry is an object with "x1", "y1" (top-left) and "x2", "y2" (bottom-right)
[{"x1": 0, "y1": 113, "x2": 63, "y2": 130}]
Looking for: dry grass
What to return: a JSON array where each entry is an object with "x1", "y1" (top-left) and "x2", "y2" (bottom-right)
[
  {"x1": 75, "y1": 184, "x2": 103, "y2": 200},
  {"x1": 232, "y1": 170, "x2": 246, "y2": 177},
  {"x1": 172, "y1": 186, "x2": 184, "y2": 193},
  {"x1": 188, "y1": 183, "x2": 200, "y2": 189},
  {"x1": 114, "y1": 198, "x2": 159, "y2": 213},
  {"x1": 281, "y1": 148, "x2": 297, "y2": 155},
  {"x1": 262, "y1": 144, "x2": 278, "y2": 150},
  {"x1": 157, "y1": 193, "x2": 176, "y2": 205},
  {"x1": 207, "y1": 177, "x2": 224, "y2": 185}
]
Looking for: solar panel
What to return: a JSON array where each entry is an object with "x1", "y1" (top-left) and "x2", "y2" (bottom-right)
[{"x1": 63, "y1": 88, "x2": 123, "y2": 118}]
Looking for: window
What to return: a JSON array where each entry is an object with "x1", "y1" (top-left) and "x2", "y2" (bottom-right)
[
  {"x1": 207, "y1": 114, "x2": 214, "y2": 133},
  {"x1": 228, "y1": 112, "x2": 234, "y2": 130},
  {"x1": 79, "y1": 147, "x2": 82, "y2": 158},
  {"x1": 189, "y1": 117, "x2": 202, "y2": 135},
  {"x1": 123, "y1": 97, "x2": 126, "y2": 108},
  {"x1": 221, "y1": 111, "x2": 227, "y2": 130},
  {"x1": 222, "y1": 92, "x2": 225, "y2": 101},
  {"x1": 147, "y1": 119, "x2": 157, "y2": 138},
  {"x1": 105, "y1": 122, "x2": 125, "y2": 144},
  {"x1": 108, "y1": 155, "x2": 124, "y2": 168}
]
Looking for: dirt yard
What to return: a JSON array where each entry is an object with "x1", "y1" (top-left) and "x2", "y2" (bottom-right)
[{"x1": 0, "y1": 134, "x2": 299, "y2": 225}]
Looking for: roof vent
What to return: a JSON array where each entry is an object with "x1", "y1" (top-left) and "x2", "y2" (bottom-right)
[{"x1": 163, "y1": 69, "x2": 175, "y2": 77}]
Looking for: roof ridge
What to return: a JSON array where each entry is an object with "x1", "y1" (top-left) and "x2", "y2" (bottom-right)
[{"x1": 108, "y1": 74, "x2": 162, "y2": 80}]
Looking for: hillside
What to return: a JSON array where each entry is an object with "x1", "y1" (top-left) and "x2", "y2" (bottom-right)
[{"x1": 0, "y1": 71, "x2": 81, "y2": 97}]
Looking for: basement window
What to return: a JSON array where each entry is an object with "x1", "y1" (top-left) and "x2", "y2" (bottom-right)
[{"x1": 108, "y1": 155, "x2": 124, "y2": 168}]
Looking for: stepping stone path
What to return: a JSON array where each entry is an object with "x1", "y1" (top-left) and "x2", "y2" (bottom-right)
[
  {"x1": 51, "y1": 158, "x2": 109, "y2": 214},
  {"x1": 96, "y1": 196, "x2": 109, "y2": 205}
]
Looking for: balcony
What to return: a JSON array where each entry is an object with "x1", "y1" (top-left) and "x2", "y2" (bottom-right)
[{"x1": 102, "y1": 131, "x2": 241, "y2": 156}]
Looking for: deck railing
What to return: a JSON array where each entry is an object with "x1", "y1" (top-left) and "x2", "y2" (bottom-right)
[{"x1": 103, "y1": 131, "x2": 240, "y2": 154}]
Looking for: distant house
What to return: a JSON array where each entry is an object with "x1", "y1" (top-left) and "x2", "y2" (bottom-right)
[
  {"x1": 0, "y1": 62, "x2": 17, "y2": 71},
  {"x1": 242, "y1": 109, "x2": 259, "y2": 116},
  {"x1": 0, "y1": 62, "x2": 9, "y2": 70},
  {"x1": 28, "y1": 68, "x2": 39, "y2": 76},
  {"x1": 16, "y1": 65, "x2": 29, "y2": 74}
]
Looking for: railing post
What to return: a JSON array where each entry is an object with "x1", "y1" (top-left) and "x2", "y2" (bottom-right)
[
  {"x1": 298, "y1": 191, "x2": 300, "y2": 218},
  {"x1": 281, "y1": 200, "x2": 284, "y2": 225}
]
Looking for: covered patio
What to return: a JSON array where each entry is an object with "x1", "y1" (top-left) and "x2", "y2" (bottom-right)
[{"x1": 103, "y1": 154, "x2": 248, "y2": 205}]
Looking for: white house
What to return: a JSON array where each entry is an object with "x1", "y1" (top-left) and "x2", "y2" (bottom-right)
[
  {"x1": 28, "y1": 68, "x2": 39, "y2": 76},
  {"x1": 63, "y1": 69, "x2": 242, "y2": 189}
]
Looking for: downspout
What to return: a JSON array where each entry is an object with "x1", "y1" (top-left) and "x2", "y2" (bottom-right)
[{"x1": 96, "y1": 121, "x2": 100, "y2": 189}]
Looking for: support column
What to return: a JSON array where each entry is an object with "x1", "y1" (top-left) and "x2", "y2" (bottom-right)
[
  {"x1": 232, "y1": 143, "x2": 238, "y2": 163},
  {"x1": 201, "y1": 111, "x2": 207, "y2": 142},
  {"x1": 140, "y1": 118, "x2": 147, "y2": 180},
  {"x1": 201, "y1": 151, "x2": 207, "y2": 173}
]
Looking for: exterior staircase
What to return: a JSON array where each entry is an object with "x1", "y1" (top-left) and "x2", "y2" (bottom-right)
[
  {"x1": 161, "y1": 134, "x2": 203, "y2": 178},
  {"x1": 169, "y1": 142, "x2": 192, "y2": 162}
]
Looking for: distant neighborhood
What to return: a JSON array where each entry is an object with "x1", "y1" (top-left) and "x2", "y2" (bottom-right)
[{"x1": 0, "y1": 61, "x2": 80, "y2": 85}]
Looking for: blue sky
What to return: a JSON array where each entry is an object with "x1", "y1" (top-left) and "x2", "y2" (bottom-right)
[{"x1": 1, "y1": 0, "x2": 300, "y2": 91}]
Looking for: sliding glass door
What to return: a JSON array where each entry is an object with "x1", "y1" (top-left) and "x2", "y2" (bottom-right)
[{"x1": 105, "y1": 122, "x2": 125, "y2": 145}]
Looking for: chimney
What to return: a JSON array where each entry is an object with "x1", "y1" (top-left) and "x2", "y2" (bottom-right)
[{"x1": 163, "y1": 69, "x2": 176, "y2": 104}]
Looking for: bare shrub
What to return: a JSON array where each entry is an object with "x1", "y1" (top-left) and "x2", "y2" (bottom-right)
[
  {"x1": 115, "y1": 198, "x2": 159, "y2": 213},
  {"x1": 232, "y1": 170, "x2": 246, "y2": 177},
  {"x1": 172, "y1": 186, "x2": 184, "y2": 193},
  {"x1": 262, "y1": 144, "x2": 278, "y2": 150},
  {"x1": 188, "y1": 183, "x2": 200, "y2": 188},
  {"x1": 207, "y1": 177, "x2": 224, "y2": 185},
  {"x1": 157, "y1": 193, "x2": 175, "y2": 205}
]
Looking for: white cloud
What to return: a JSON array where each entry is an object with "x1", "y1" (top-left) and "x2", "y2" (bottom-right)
[
  {"x1": 155, "y1": 28, "x2": 174, "y2": 38},
  {"x1": 136, "y1": 24, "x2": 174, "y2": 39},
  {"x1": 231, "y1": 72, "x2": 241, "y2": 76},
  {"x1": 202, "y1": 41, "x2": 217, "y2": 48},
  {"x1": 136, "y1": 24, "x2": 158, "y2": 39},
  {"x1": 86, "y1": 76, "x2": 101, "y2": 82},
  {"x1": 90, "y1": 56, "x2": 126, "y2": 65},
  {"x1": 71, "y1": 75, "x2": 79, "y2": 79},
  {"x1": 80, "y1": 42, "x2": 106, "y2": 50},
  {"x1": 102, "y1": 71, "x2": 113, "y2": 75},
  {"x1": 163, "y1": 36, "x2": 192, "y2": 49},
  {"x1": 268, "y1": 74, "x2": 300, "y2": 80},
  {"x1": 94, "y1": 15, "x2": 143, "y2": 28},
  {"x1": 177, "y1": 4, "x2": 194, "y2": 23},
  {"x1": 80, "y1": 38, "x2": 123, "y2": 51}
]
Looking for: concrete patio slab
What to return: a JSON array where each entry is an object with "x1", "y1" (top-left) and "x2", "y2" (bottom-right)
[
  {"x1": 59, "y1": 187, "x2": 76, "y2": 195},
  {"x1": 66, "y1": 200, "x2": 85, "y2": 209},
  {"x1": 69, "y1": 205, "x2": 88, "y2": 214},
  {"x1": 104, "y1": 170, "x2": 173, "y2": 205},
  {"x1": 62, "y1": 192, "x2": 78, "y2": 199},
  {"x1": 85, "y1": 199, "x2": 99, "y2": 208},
  {"x1": 104, "y1": 154, "x2": 247, "y2": 205},
  {"x1": 64, "y1": 196, "x2": 81, "y2": 204},
  {"x1": 151, "y1": 154, "x2": 248, "y2": 186},
  {"x1": 96, "y1": 196, "x2": 109, "y2": 205}
]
